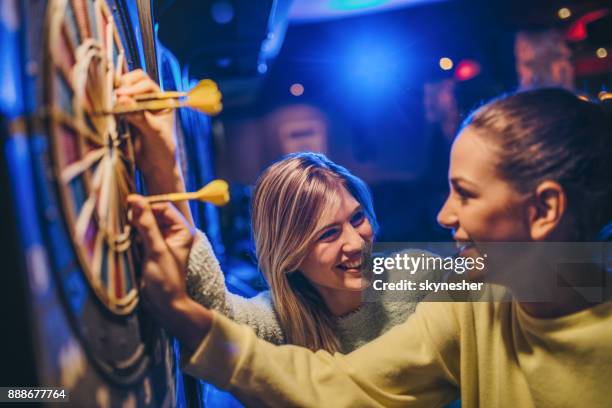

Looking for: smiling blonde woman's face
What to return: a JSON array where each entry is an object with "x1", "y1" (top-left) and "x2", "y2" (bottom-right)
[{"x1": 298, "y1": 186, "x2": 373, "y2": 293}]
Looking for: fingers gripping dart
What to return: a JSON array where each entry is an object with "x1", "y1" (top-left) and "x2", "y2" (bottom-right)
[{"x1": 100, "y1": 79, "x2": 223, "y2": 116}]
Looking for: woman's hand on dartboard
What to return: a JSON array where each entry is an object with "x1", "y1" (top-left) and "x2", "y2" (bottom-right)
[
  {"x1": 116, "y1": 69, "x2": 177, "y2": 175},
  {"x1": 128, "y1": 194, "x2": 194, "y2": 311}
]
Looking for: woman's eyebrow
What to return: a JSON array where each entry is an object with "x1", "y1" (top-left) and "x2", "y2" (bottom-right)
[{"x1": 451, "y1": 177, "x2": 479, "y2": 190}]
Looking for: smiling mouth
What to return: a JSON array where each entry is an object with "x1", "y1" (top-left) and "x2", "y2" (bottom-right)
[
  {"x1": 337, "y1": 260, "x2": 363, "y2": 271},
  {"x1": 454, "y1": 240, "x2": 476, "y2": 256}
]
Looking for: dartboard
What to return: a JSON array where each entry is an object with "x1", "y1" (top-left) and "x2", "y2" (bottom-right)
[
  {"x1": 1, "y1": 0, "x2": 210, "y2": 403},
  {"x1": 0, "y1": 0, "x2": 186, "y2": 405},
  {"x1": 46, "y1": 0, "x2": 138, "y2": 315}
]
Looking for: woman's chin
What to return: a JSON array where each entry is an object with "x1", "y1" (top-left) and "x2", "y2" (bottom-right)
[
  {"x1": 467, "y1": 267, "x2": 487, "y2": 283},
  {"x1": 347, "y1": 277, "x2": 369, "y2": 291}
]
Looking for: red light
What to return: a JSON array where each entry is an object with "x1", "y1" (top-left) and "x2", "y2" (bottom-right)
[
  {"x1": 566, "y1": 9, "x2": 609, "y2": 42},
  {"x1": 454, "y1": 59, "x2": 481, "y2": 81}
]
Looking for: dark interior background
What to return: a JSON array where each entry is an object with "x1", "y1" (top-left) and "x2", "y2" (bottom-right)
[{"x1": 154, "y1": 0, "x2": 612, "y2": 292}]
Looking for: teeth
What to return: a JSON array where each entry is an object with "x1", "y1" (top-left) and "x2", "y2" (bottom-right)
[
  {"x1": 340, "y1": 260, "x2": 362, "y2": 269},
  {"x1": 455, "y1": 241, "x2": 473, "y2": 249}
]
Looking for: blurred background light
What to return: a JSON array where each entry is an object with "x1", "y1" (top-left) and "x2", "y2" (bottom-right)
[
  {"x1": 290, "y1": 83, "x2": 305, "y2": 96},
  {"x1": 557, "y1": 7, "x2": 571, "y2": 20},
  {"x1": 596, "y1": 47, "x2": 607, "y2": 58},
  {"x1": 329, "y1": 0, "x2": 390, "y2": 11},
  {"x1": 439, "y1": 57, "x2": 453, "y2": 70},
  {"x1": 211, "y1": 1, "x2": 234, "y2": 24},
  {"x1": 566, "y1": 10, "x2": 609, "y2": 42},
  {"x1": 216, "y1": 57, "x2": 232, "y2": 68},
  {"x1": 289, "y1": 0, "x2": 443, "y2": 22},
  {"x1": 342, "y1": 39, "x2": 406, "y2": 97},
  {"x1": 454, "y1": 59, "x2": 481, "y2": 81}
]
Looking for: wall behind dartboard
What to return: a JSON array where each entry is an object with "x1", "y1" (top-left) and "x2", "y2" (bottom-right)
[{"x1": 0, "y1": 1, "x2": 220, "y2": 406}]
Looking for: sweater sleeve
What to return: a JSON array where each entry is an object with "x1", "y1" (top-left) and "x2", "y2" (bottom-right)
[
  {"x1": 181, "y1": 302, "x2": 461, "y2": 408},
  {"x1": 186, "y1": 230, "x2": 285, "y2": 344}
]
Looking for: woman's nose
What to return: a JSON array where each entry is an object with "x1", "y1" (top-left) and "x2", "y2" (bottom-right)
[
  {"x1": 342, "y1": 225, "x2": 365, "y2": 254},
  {"x1": 437, "y1": 195, "x2": 458, "y2": 230}
]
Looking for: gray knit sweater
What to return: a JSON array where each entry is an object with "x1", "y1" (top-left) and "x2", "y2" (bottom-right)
[{"x1": 186, "y1": 231, "x2": 431, "y2": 353}]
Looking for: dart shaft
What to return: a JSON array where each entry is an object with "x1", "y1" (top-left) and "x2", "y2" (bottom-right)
[
  {"x1": 107, "y1": 99, "x2": 184, "y2": 115},
  {"x1": 145, "y1": 191, "x2": 197, "y2": 204},
  {"x1": 133, "y1": 91, "x2": 187, "y2": 101}
]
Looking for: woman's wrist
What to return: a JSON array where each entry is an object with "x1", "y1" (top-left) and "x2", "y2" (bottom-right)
[
  {"x1": 138, "y1": 149, "x2": 179, "y2": 183},
  {"x1": 163, "y1": 296, "x2": 214, "y2": 352},
  {"x1": 142, "y1": 163, "x2": 184, "y2": 193},
  {"x1": 141, "y1": 164, "x2": 194, "y2": 226}
]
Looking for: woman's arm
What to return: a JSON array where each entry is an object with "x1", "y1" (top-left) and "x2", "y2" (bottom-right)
[
  {"x1": 130, "y1": 196, "x2": 458, "y2": 407},
  {"x1": 180, "y1": 303, "x2": 459, "y2": 408},
  {"x1": 186, "y1": 230, "x2": 285, "y2": 344},
  {"x1": 117, "y1": 71, "x2": 285, "y2": 342}
]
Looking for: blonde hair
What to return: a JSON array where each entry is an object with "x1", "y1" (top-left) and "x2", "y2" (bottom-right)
[{"x1": 251, "y1": 152, "x2": 378, "y2": 352}]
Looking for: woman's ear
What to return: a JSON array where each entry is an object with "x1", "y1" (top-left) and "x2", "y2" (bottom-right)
[{"x1": 527, "y1": 181, "x2": 567, "y2": 241}]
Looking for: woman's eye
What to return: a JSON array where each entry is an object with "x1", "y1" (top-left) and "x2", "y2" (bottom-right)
[
  {"x1": 350, "y1": 211, "x2": 365, "y2": 226},
  {"x1": 455, "y1": 187, "x2": 473, "y2": 203},
  {"x1": 318, "y1": 228, "x2": 339, "y2": 241}
]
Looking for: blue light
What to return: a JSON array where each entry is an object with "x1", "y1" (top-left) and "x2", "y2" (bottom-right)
[
  {"x1": 211, "y1": 1, "x2": 234, "y2": 25},
  {"x1": 0, "y1": 3, "x2": 22, "y2": 118},
  {"x1": 342, "y1": 41, "x2": 405, "y2": 96},
  {"x1": 330, "y1": 0, "x2": 390, "y2": 11},
  {"x1": 216, "y1": 57, "x2": 232, "y2": 68}
]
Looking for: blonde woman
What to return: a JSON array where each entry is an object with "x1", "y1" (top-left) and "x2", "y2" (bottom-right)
[{"x1": 118, "y1": 70, "x2": 430, "y2": 354}]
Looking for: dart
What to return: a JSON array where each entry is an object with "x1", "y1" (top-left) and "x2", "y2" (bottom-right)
[
  {"x1": 144, "y1": 179, "x2": 230, "y2": 206},
  {"x1": 105, "y1": 79, "x2": 223, "y2": 116}
]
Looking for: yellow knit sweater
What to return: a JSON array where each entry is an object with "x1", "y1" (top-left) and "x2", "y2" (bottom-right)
[{"x1": 183, "y1": 296, "x2": 612, "y2": 407}]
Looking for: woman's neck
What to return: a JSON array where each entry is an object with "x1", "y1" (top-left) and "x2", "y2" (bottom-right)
[
  {"x1": 315, "y1": 286, "x2": 363, "y2": 317},
  {"x1": 511, "y1": 262, "x2": 611, "y2": 318}
]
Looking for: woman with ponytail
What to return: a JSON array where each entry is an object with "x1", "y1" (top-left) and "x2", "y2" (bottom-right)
[{"x1": 132, "y1": 87, "x2": 612, "y2": 407}]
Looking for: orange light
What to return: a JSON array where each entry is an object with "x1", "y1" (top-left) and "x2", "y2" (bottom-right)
[
  {"x1": 439, "y1": 57, "x2": 453, "y2": 71},
  {"x1": 596, "y1": 48, "x2": 608, "y2": 59},
  {"x1": 290, "y1": 83, "x2": 304, "y2": 96},
  {"x1": 558, "y1": 8, "x2": 571, "y2": 19}
]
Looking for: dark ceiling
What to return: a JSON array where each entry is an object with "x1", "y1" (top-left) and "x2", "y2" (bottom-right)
[{"x1": 154, "y1": 0, "x2": 611, "y2": 109}]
